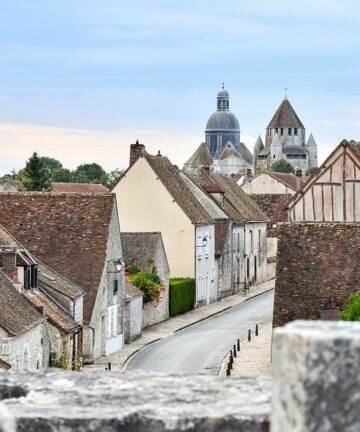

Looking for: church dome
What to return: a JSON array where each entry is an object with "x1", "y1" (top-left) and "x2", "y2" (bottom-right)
[
  {"x1": 217, "y1": 88, "x2": 229, "y2": 98},
  {"x1": 205, "y1": 111, "x2": 240, "y2": 131}
]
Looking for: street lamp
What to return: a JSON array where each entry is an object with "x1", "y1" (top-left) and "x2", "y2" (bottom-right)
[{"x1": 107, "y1": 258, "x2": 124, "y2": 274}]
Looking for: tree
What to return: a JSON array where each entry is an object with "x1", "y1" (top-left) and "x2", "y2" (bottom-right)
[
  {"x1": 51, "y1": 167, "x2": 72, "y2": 182},
  {"x1": 39, "y1": 157, "x2": 63, "y2": 177},
  {"x1": 22, "y1": 152, "x2": 52, "y2": 191},
  {"x1": 73, "y1": 163, "x2": 107, "y2": 185},
  {"x1": 271, "y1": 159, "x2": 295, "y2": 174},
  {"x1": 106, "y1": 168, "x2": 124, "y2": 189}
]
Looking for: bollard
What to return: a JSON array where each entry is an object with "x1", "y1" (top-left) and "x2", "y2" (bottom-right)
[
  {"x1": 233, "y1": 345, "x2": 237, "y2": 358},
  {"x1": 229, "y1": 358, "x2": 233, "y2": 369},
  {"x1": 248, "y1": 330, "x2": 251, "y2": 341},
  {"x1": 226, "y1": 367, "x2": 231, "y2": 376},
  {"x1": 255, "y1": 324, "x2": 259, "y2": 336},
  {"x1": 237, "y1": 339, "x2": 240, "y2": 351},
  {"x1": 108, "y1": 362, "x2": 112, "y2": 371}
]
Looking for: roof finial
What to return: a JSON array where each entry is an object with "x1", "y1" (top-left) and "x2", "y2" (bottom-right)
[
  {"x1": 285, "y1": 87, "x2": 288, "y2": 99},
  {"x1": 222, "y1": 82, "x2": 224, "y2": 89}
]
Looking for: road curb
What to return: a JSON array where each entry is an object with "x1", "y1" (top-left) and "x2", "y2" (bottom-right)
[{"x1": 120, "y1": 337, "x2": 162, "y2": 373}]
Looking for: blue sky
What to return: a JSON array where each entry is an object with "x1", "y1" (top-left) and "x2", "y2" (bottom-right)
[{"x1": 0, "y1": 0, "x2": 360, "y2": 174}]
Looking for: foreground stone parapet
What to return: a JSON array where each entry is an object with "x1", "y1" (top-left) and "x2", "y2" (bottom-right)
[
  {"x1": 0, "y1": 372, "x2": 271, "y2": 431},
  {"x1": 272, "y1": 320, "x2": 360, "y2": 432}
]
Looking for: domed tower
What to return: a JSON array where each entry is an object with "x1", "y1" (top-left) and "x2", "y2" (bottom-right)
[{"x1": 205, "y1": 85, "x2": 240, "y2": 158}]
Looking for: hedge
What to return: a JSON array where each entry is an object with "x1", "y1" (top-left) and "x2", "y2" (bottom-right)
[
  {"x1": 169, "y1": 278, "x2": 196, "y2": 317},
  {"x1": 340, "y1": 290, "x2": 360, "y2": 321}
]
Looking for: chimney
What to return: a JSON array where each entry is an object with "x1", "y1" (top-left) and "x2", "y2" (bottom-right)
[
  {"x1": 1, "y1": 245, "x2": 19, "y2": 284},
  {"x1": 203, "y1": 165, "x2": 210, "y2": 174},
  {"x1": 246, "y1": 168, "x2": 252, "y2": 179},
  {"x1": 129, "y1": 140, "x2": 145, "y2": 166},
  {"x1": 295, "y1": 169, "x2": 303, "y2": 191}
]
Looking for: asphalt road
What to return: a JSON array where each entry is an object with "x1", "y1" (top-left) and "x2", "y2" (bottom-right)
[{"x1": 126, "y1": 290, "x2": 274, "y2": 375}]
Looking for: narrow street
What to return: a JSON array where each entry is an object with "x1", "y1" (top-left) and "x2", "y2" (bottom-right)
[{"x1": 126, "y1": 290, "x2": 274, "y2": 375}]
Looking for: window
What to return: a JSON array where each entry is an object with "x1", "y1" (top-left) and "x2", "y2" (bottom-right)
[
  {"x1": 211, "y1": 266, "x2": 216, "y2": 282},
  {"x1": 197, "y1": 232, "x2": 203, "y2": 259},
  {"x1": 280, "y1": 128, "x2": 284, "y2": 135},
  {"x1": 275, "y1": 128, "x2": 278, "y2": 134},
  {"x1": 250, "y1": 230, "x2": 253, "y2": 253},
  {"x1": 237, "y1": 232, "x2": 240, "y2": 253},
  {"x1": 113, "y1": 279, "x2": 118, "y2": 295},
  {"x1": 294, "y1": 128, "x2": 298, "y2": 135},
  {"x1": 197, "y1": 275, "x2": 204, "y2": 300},
  {"x1": 258, "y1": 230, "x2": 261, "y2": 251},
  {"x1": 288, "y1": 128, "x2": 292, "y2": 135},
  {"x1": 273, "y1": 155, "x2": 276, "y2": 158}
]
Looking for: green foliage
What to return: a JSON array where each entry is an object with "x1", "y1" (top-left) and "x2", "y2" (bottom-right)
[
  {"x1": 271, "y1": 159, "x2": 295, "y2": 174},
  {"x1": 169, "y1": 278, "x2": 195, "y2": 316},
  {"x1": 106, "y1": 168, "x2": 124, "y2": 189},
  {"x1": 73, "y1": 163, "x2": 107, "y2": 184},
  {"x1": 126, "y1": 264, "x2": 164, "y2": 304},
  {"x1": 23, "y1": 152, "x2": 52, "y2": 191},
  {"x1": 39, "y1": 157, "x2": 63, "y2": 176},
  {"x1": 51, "y1": 167, "x2": 73, "y2": 182},
  {"x1": 340, "y1": 291, "x2": 360, "y2": 321}
]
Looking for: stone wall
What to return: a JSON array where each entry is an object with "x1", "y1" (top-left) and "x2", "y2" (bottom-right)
[
  {"x1": 274, "y1": 223, "x2": 360, "y2": 326},
  {"x1": 125, "y1": 296, "x2": 143, "y2": 343}
]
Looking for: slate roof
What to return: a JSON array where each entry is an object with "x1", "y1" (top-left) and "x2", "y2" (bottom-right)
[
  {"x1": 254, "y1": 135, "x2": 264, "y2": 152},
  {"x1": 0, "y1": 270, "x2": 45, "y2": 337},
  {"x1": 267, "y1": 98, "x2": 305, "y2": 129},
  {"x1": 186, "y1": 172, "x2": 266, "y2": 222},
  {"x1": 184, "y1": 143, "x2": 213, "y2": 167},
  {"x1": 0, "y1": 193, "x2": 115, "y2": 322},
  {"x1": 52, "y1": 183, "x2": 109, "y2": 193},
  {"x1": 283, "y1": 146, "x2": 307, "y2": 156},
  {"x1": 23, "y1": 289, "x2": 80, "y2": 334},
  {"x1": 239, "y1": 142, "x2": 254, "y2": 165},
  {"x1": 144, "y1": 154, "x2": 213, "y2": 225},
  {"x1": 121, "y1": 232, "x2": 169, "y2": 274},
  {"x1": 267, "y1": 172, "x2": 310, "y2": 191},
  {"x1": 258, "y1": 147, "x2": 271, "y2": 156}
]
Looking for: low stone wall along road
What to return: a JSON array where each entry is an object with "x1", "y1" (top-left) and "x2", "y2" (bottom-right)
[{"x1": 126, "y1": 290, "x2": 274, "y2": 375}]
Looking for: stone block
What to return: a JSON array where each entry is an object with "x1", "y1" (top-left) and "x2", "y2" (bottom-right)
[{"x1": 272, "y1": 320, "x2": 360, "y2": 432}]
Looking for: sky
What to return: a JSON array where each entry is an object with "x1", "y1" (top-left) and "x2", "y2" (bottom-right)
[{"x1": 1, "y1": 0, "x2": 360, "y2": 175}]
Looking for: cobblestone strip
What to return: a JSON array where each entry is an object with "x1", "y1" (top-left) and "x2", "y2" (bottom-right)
[
  {"x1": 219, "y1": 323, "x2": 272, "y2": 377},
  {"x1": 84, "y1": 280, "x2": 275, "y2": 373}
]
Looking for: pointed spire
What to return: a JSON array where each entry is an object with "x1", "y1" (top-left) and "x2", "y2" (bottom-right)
[
  {"x1": 267, "y1": 98, "x2": 304, "y2": 129},
  {"x1": 271, "y1": 133, "x2": 282, "y2": 147},
  {"x1": 254, "y1": 134, "x2": 264, "y2": 152},
  {"x1": 285, "y1": 87, "x2": 288, "y2": 100},
  {"x1": 306, "y1": 132, "x2": 317, "y2": 147}
]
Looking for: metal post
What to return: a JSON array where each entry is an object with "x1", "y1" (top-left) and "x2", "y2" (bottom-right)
[
  {"x1": 226, "y1": 367, "x2": 231, "y2": 376},
  {"x1": 108, "y1": 362, "x2": 112, "y2": 371},
  {"x1": 248, "y1": 330, "x2": 251, "y2": 341},
  {"x1": 237, "y1": 339, "x2": 240, "y2": 351},
  {"x1": 256, "y1": 324, "x2": 259, "y2": 336},
  {"x1": 233, "y1": 345, "x2": 237, "y2": 358}
]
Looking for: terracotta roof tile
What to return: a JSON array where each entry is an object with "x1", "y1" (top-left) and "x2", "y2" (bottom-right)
[
  {"x1": 52, "y1": 183, "x2": 109, "y2": 193},
  {"x1": 0, "y1": 193, "x2": 115, "y2": 322},
  {"x1": 145, "y1": 155, "x2": 213, "y2": 225},
  {"x1": 0, "y1": 270, "x2": 45, "y2": 336},
  {"x1": 22, "y1": 290, "x2": 79, "y2": 333}
]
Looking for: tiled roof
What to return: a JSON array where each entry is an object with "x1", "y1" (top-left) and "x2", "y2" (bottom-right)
[
  {"x1": 0, "y1": 225, "x2": 84, "y2": 300},
  {"x1": 214, "y1": 219, "x2": 231, "y2": 256},
  {"x1": 0, "y1": 270, "x2": 45, "y2": 336},
  {"x1": 0, "y1": 359, "x2": 11, "y2": 369},
  {"x1": 267, "y1": 98, "x2": 305, "y2": 129},
  {"x1": 219, "y1": 142, "x2": 241, "y2": 160},
  {"x1": 239, "y1": 142, "x2": 254, "y2": 165},
  {"x1": 267, "y1": 172, "x2": 310, "y2": 191},
  {"x1": 121, "y1": 232, "x2": 169, "y2": 274},
  {"x1": 283, "y1": 146, "x2": 307, "y2": 156},
  {"x1": 258, "y1": 147, "x2": 271, "y2": 156},
  {"x1": 0, "y1": 193, "x2": 115, "y2": 322},
  {"x1": 347, "y1": 140, "x2": 360, "y2": 158},
  {"x1": 186, "y1": 172, "x2": 266, "y2": 222},
  {"x1": 52, "y1": 183, "x2": 109, "y2": 193},
  {"x1": 145, "y1": 154, "x2": 213, "y2": 225},
  {"x1": 249, "y1": 194, "x2": 291, "y2": 224},
  {"x1": 184, "y1": 143, "x2": 213, "y2": 166},
  {"x1": 23, "y1": 290, "x2": 80, "y2": 333}
]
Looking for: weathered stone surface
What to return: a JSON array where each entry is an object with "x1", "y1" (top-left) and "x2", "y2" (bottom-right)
[
  {"x1": 0, "y1": 371, "x2": 271, "y2": 431},
  {"x1": 272, "y1": 320, "x2": 360, "y2": 432}
]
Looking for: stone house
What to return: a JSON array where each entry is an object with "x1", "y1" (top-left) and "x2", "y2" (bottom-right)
[
  {"x1": 185, "y1": 170, "x2": 268, "y2": 293},
  {"x1": 0, "y1": 193, "x2": 125, "y2": 363},
  {"x1": 113, "y1": 144, "x2": 217, "y2": 307},
  {"x1": 0, "y1": 180, "x2": 25, "y2": 192},
  {"x1": 241, "y1": 172, "x2": 310, "y2": 195},
  {"x1": 0, "y1": 269, "x2": 49, "y2": 370},
  {"x1": 287, "y1": 140, "x2": 360, "y2": 222},
  {"x1": 121, "y1": 232, "x2": 170, "y2": 332},
  {"x1": 0, "y1": 225, "x2": 84, "y2": 369}
]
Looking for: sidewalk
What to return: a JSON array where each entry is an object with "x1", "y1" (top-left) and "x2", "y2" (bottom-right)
[
  {"x1": 83, "y1": 279, "x2": 275, "y2": 373},
  {"x1": 219, "y1": 322, "x2": 273, "y2": 377}
]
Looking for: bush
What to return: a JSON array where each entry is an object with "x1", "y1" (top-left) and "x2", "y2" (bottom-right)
[
  {"x1": 126, "y1": 264, "x2": 164, "y2": 305},
  {"x1": 169, "y1": 278, "x2": 195, "y2": 316},
  {"x1": 340, "y1": 291, "x2": 360, "y2": 321}
]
